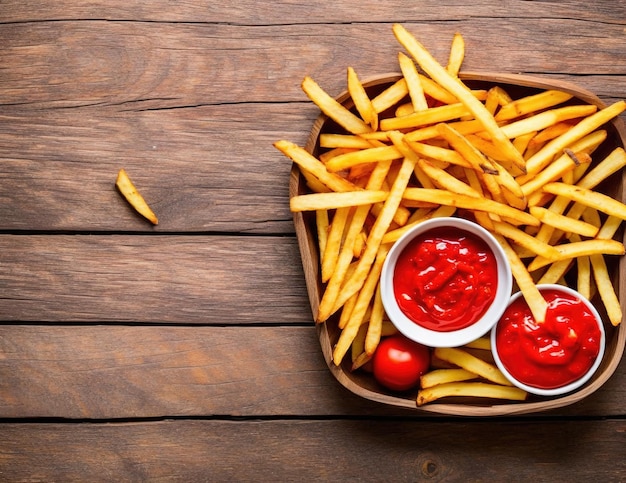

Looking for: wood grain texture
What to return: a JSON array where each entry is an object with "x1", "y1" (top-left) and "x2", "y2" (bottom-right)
[
  {"x1": 1, "y1": 1, "x2": 626, "y2": 479},
  {"x1": 0, "y1": 325, "x2": 624, "y2": 419},
  {"x1": 0, "y1": 235, "x2": 310, "y2": 323},
  {"x1": 1, "y1": 419, "x2": 625, "y2": 482}
]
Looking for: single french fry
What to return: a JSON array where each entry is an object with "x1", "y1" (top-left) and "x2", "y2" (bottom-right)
[
  {"x1": 316, "y1": 209, "x2": 330, "y2": 259},
  {"x1": 494, "y1": 89, "x2": 574, "y2": 121},
  {"x1": 528, "y1": 239, "x2": 625, "y2": 272},
  {"x1": 115, "y1": 169, "x2": 159, "y2": 225},
  {"x1": 371, "y1": 78, "x2": 409, "y2": 113},
  {"x1": 577, "y1": 255, "x2": 592, "y2": 300},
  {"x1": 321, "y1": 207, "x2": 351, "y2": 283},
  {"x1": 406, "y1": 140, "x2": 471, "y2": 168},
  {"x1": 365, "y1": 283, "x2": 384, "y2": 356},
  {"x1": 347, "y1": 67, "x2": 378, "y2": 130},
  {"x1": 380, "y1": 102, "x2": 470, "y2": 131},
  {"x1": 499, "y1": 104, "x2": 598, "y2": 140},
  {"x1": 392, "y1": 23, "x2": 525, "y2": 170},
  {"x1": 464, "y1": 336, "x2": 492, "y2": 351},
  {"x1": 319, "y1": 133, "x2": 375, "y2": 150},
  {"x1": 433, "y1": 347, "x2": 512, "y2": 386},
  {"x1": 290, "y1": 190, "x2": 388, "y2": 212},
  {"x1": 301, "y1": 76, "x2": 372, "y2": 134},
  {"x1": 398, "y1": 52, "x2": 429, "y2": 112},
  {"x1": 417, "y1": 382, "x2": 527, "y2": 406},
  {"x1": 446, "y1": 32, "x2": 465, "y2": 76},
  {"x1": 325, "y1": 145, "x2": 401, "y2": 172},
  {"x1": 420, "y1": 368, "x2": 477, "y2": 389},
  {"x1": 590, "y1": 253, "x2": 623, "y2": 326}
]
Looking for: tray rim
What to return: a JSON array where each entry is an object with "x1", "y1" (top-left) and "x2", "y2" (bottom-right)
[{"x1": 290, "y1": 71, "x2": 626, "y2": 416}]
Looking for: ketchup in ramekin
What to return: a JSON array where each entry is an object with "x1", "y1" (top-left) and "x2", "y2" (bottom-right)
[
  {"x1": 492, "y1": 284, "x2": 605, "y2": 396},
  {"x1": 393, "y1": 226, "x2": 498, "y2": 332},
  {"x1": 380, "y1": 217, "x2": 512, "y2": 348}
]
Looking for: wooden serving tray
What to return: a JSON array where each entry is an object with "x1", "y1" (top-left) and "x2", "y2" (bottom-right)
[{"x1": 290, "y1": 72, "x2": 626, "y2": 416}]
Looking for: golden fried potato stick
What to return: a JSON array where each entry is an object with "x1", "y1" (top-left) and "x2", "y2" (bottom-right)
[
  {"x1": 398, "y1": 52, "x2": 429, "y2": 112},
  {"x1": 417, "y1": 382, "x2": 527, "y2": 406},
  {"x1": 325, "y1": 145, "x2": 401, "y2": 172},
  {"x1": 290, "y1": 190, "x2": 388, "y2": 212},
  {"x1": 433, "y1": 347, "x2": 512, "y2": 386},
  {"x1": 371, "y1": 78, "x2": 409, "y2": 113},
  {"x1": 315, "y1": 209, "x2": 329, "y2": 259},
  {"x1": 464, "y1": 336, "x2": 492, "y2": 351},
  {"x1": 347, "y1": 67, "x2": 378, "y2": 130},
  {"x1": 420, "y1": 368, "x2": 477, "y2": 389},
  {"x1": 392, "y1": 23, "x2": 526, "y2": 171},
  {"x1": 446, "y1": 32, "x2": 465, "y2": 76},
  {"x1": 528, "y1": 239, "x2": 625, "y2": 272},
  {"x1": 590, "y1": 253, "x2": 623, "y2": 326},
  {"x1": 406, "y1": 140, "x2": 471, "y2": 168},
  {"x1": 319, "y1": 134, "x2": 376, "y2": 150},
  {"x1": 577, "y1": 254, "x2": 592, "y2": 300},
  {"x1": 365, "y1": 283, "x2": 385, "y2": 356},
  {"x1": 115, "y1": 168, "x2": 158, "y2": 225},
  {"x1": 494, "y1": 89, "x2": 574, "y2": 121},
  {"x1": 321, "y1": 206, "x2": 351, "y2": 283},
  {"x1": 301, "y1": 76, "x2": 373, "y2": 135},
  {"x1": 380, "y1": 102, "x2": 470, "y2": 131},
  {"x1": 499, "y1": 105, "x2": 598, "y2": 140}
]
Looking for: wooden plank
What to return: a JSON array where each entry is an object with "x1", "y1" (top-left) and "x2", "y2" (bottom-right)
[
  {"x1": 1, "y1": 0, "x2": 623, "y2": 25},
  {"x1": 1, "y1": 419, "x2": 625, "y2": 481},
  {"x1": 0, "y1": 21, "x2": 624, "y2": 109},
  {"x1": 0, "y1": 235, "x2": 312, "y2": 323},
  {"x1": 0, "y1": 325, "x2": 624, "y2": 419}
]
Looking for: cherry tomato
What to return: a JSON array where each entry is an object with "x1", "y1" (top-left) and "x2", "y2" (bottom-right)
[{"x1": 372, "y1": 334, "x2": 430, "y2": 391}]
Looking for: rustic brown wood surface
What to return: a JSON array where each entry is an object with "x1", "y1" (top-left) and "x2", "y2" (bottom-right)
[{"x1": 1, "y1": 1, "x2": 625, "y2": 480}]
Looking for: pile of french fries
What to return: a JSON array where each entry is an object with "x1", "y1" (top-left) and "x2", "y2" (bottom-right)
[{"x1": 275, "y1": 24, "x2": 626, "y2": 405}]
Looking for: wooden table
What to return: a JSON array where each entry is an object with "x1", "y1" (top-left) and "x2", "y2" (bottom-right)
[{"x1": 1, "y1": 2, "x2": 625, "y2": 480}]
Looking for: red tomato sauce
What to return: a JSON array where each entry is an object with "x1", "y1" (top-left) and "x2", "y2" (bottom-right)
[
  {"x1": 495, "y1": 289, "x2": 602, "y2": 389},
  {"x1": 393, "y1": 227, "x2": 498, "y2": 332}
]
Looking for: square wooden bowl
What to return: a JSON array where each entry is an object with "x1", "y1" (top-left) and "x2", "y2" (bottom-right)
[{"x1": 290, "y1": 72, "x2": 626, "y2": 416}]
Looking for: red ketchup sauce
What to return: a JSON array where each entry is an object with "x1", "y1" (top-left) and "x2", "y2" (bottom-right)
[
  {"x1": 393, "y1": 227, "x2": 498, "y2": 332},
  {"x1": 495, "y1": 289, "x2": 602, "y2": 389}
]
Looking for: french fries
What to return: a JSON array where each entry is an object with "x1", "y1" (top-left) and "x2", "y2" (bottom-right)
[
  {"x1": 275, "y1": 25, "x2": 626, "y2": 407},
  {"x1": 115, "y1": 168, "x2": 159, "y2": 225}
]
